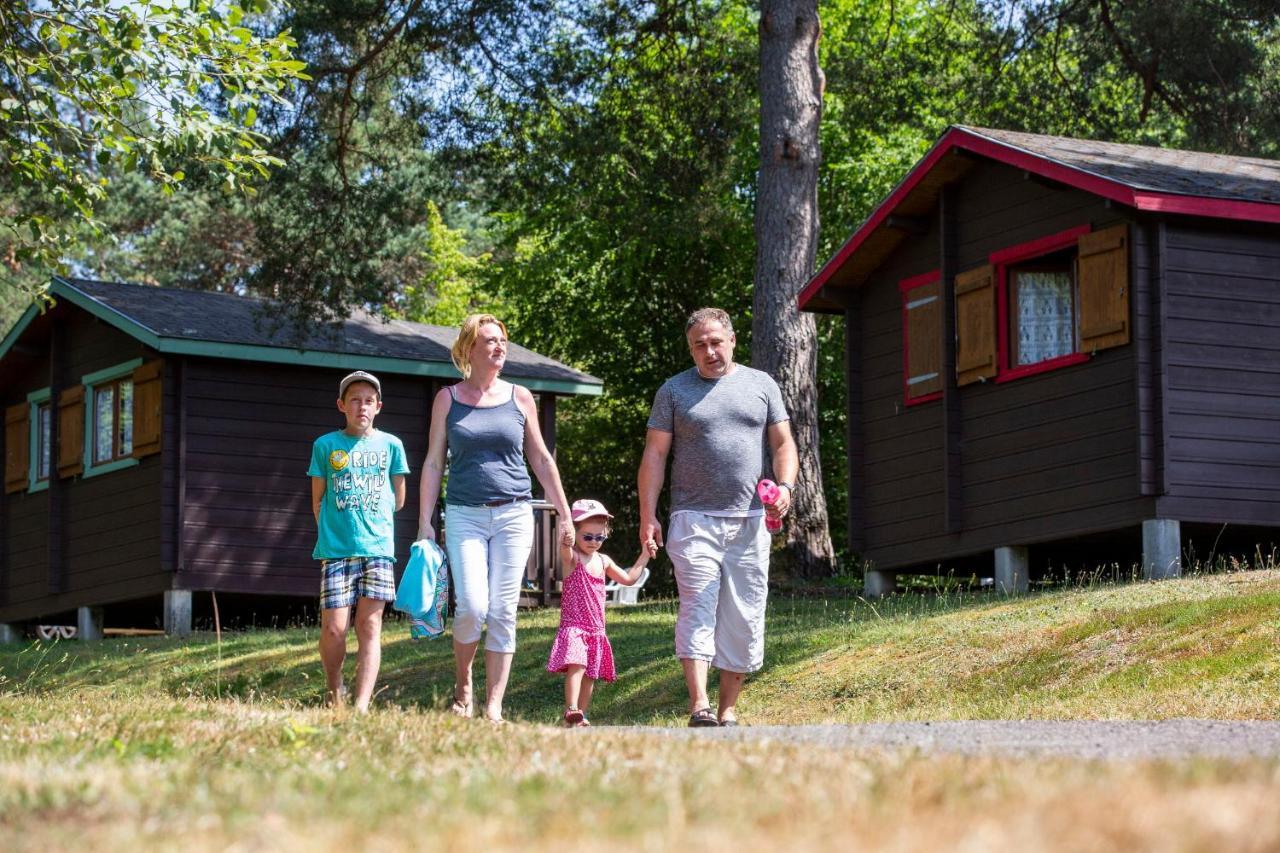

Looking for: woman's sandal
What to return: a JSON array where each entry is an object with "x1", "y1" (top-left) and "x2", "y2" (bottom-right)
[
  {"x1": 688, "y1": 707, "x2": 719, "y2": 728},
  {"x1": 448, "y1": 689, "x2": 473, "y2": 719},
  {"x1": 563, "y1": 707, "x2": 585, "y2": 727}
]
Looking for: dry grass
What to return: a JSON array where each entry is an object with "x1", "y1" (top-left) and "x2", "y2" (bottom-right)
[
  {"x1": 3, "y1": 568, "x2": 1280, "y2": 850},
  {"x1": 2, "y1": 691, "x2": 1280, "y2": 852}
]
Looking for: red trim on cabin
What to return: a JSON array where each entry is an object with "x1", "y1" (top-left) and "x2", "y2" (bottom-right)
[
  {"x1": 801, "y1": 129, "x2": 967, "y2": 308},
  {"x1": 995, "y1": 352, "x2": 1090, "y2": 384},
  {"x1": 989, "y1": 225, "x2": 1090, "y2": 266},
  {"x1": 905, "y1": 390, "x2": 943, "y2": 407},
  {"x1": 1133, "y1": 192, "x2": 1280, "y2": 224},
  {"x1": 899, "y1": 269, "x2": 941, "y2": 293},
  {"x1": 900, "y1": 270, "x2": 941, "y2": 407},
  {"x1": 996, "y1": 263, "x2": 1009, "y2": 378},
  {"x1": 953, "y1": 136, "x2": 1136, "y2": 208},
  {"x1": 799, "y1": 126, "x2": 1280, "y2": 311}
]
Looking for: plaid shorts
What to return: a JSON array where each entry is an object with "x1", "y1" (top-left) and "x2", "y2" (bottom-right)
[{"x1": 320, "y1": 556, "x2": 396, "y2": 610}]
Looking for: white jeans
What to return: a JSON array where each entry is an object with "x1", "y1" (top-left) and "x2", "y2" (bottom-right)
[
  {"x1": 667, "y1": 511, "x2": 771, "y2": 673},
  {"x1": 444, "y1": 502, "x2": 534, "y2": 653}
]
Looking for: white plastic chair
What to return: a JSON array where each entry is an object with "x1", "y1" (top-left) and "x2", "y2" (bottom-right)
[{"x1": 604, "y1": 567, "x2": 650, "y2": 605}]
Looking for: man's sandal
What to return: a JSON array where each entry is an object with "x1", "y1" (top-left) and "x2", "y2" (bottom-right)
[
  {"x1": 718, "y1": 717, "x2": 739, "y2": 728},
  {"x1": 688, "y1": 707, "x2": 719, "y2": 728}
]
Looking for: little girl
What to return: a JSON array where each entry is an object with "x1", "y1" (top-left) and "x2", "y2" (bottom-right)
[{"x1": 546, "y1": 498, "x2": 653, "y2": 727}]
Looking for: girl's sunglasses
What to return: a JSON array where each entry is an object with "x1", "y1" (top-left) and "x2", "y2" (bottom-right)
[{"x1": 579, "y1": 533, "x2": 608, "y2": 543}]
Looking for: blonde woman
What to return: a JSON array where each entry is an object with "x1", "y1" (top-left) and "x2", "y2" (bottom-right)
[{"x1": 418, "y1": 314, "x2": 575, "y2": 723}]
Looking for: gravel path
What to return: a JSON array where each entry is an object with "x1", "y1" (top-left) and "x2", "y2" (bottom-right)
[{"x1": 642, "y1": 720, "x2": 1280, "y2": 760}]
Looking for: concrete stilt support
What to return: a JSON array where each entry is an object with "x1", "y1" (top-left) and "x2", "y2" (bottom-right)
[
  {"x1": 164, "y1": 590, "x2": 193, "y2": 638},
  {"x1": 863, "y1": 569, "x2": 897, "y2": 599},
  {"x1": 1143, "y1": 519, "x2": 1182, "y2": 580},
  {"x1": 994, "y1": 546, "x2": 1030, "y2": 594},
  {"x1": 77, "y1": 606, "x2": 104, "y2": 641},
  {"x1": 0, "y1": 623, "x2": 19, "y2": 644}
]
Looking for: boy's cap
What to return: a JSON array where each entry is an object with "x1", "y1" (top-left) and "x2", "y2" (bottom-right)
[
  {"x1": 571, "y1": 499, "x2": 613, "y2": 522},
  {"x1": 339, "y1": 371, "x2": 381, "y2": 398}
]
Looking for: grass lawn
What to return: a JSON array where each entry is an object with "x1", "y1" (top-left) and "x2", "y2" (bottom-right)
[{"x1": 3, "y1": 569, "x2": 1280, "y2": 850}]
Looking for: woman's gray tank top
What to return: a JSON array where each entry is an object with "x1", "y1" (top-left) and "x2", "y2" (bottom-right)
[{"x1": 443, "y1": 385, "x2": 533, "y2": 506}]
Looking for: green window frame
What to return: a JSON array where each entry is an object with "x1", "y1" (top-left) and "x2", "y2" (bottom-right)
[
  {"x1": 82, "y1": 358, "x2": 142, "y2": 478},
  {"x1": 27, "y1": 387, "x2": 51, "y2": 493}
]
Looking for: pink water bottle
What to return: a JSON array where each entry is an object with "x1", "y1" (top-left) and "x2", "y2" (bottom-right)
[{"x1": 757, "y1": 479, "x2": 783, "y2": 533}]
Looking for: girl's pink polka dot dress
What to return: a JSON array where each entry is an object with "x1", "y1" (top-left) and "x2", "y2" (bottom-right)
[{"x1": 546, "y1": 559, "x2": 616, "y2": 681}]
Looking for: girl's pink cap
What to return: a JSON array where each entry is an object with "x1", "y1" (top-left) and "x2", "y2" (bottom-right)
[{"x1": 570, "y1": 499, "x2": 613, "y2": 522}]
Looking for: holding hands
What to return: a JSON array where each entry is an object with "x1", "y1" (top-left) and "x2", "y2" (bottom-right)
[
  {"x1": 640, "y1": 515, "x2": 662, "y2": 556},
  {"x1": 558, "y1": 519, "x2": 576, "y2": 547}
]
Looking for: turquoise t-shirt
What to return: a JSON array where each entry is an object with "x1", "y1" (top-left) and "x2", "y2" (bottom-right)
[{"x1": 308, "y1": 429, "x2": 410, "y2": 561}]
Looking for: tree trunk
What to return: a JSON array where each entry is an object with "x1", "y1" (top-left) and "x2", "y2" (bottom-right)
[{"x1": 753, "y1": 0, "x2": 835, "y2": 577}]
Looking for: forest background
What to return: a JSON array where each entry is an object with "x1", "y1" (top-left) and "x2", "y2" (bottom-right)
[{"x1": 3, "y1": 0, "x2": 1278, "y2": 579}]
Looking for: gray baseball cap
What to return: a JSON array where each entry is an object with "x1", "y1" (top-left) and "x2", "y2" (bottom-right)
[{"x1": 339, "y1": 370, "x2": 381, "y2": 399}]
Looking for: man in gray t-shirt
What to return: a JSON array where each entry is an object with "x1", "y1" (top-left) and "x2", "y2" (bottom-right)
[{"x1": 639, "y1": 308, "x2": 798, "y2": 728}]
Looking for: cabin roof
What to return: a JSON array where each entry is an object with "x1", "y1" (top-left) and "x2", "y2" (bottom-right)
[
  {"x1": 800, "y1": 126, "x2": 1280, "y2": 312},
  {"x1": 1, "y1": 277, "x2": 603, "y2": 396}
]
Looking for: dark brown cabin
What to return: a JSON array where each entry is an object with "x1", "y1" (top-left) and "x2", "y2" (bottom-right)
[
  {"x1": 801, "y1": 126, "x2": 1280, "y2": 595},
  {"x1": 0, "y1": 278, "x2": 601, "y2": 638}
]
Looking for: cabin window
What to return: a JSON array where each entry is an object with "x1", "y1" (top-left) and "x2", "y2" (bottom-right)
[
  {"x1": 954, "y1": 224, "x2": 1131, "y2": 387},
  {"x1": 900, "y1": 271, "x2": 943, "y2": 405},
  {"x1": 1008, "y1": 250, "x2": 1077, "y2": 367},
  {"x1": 35, "y1": 401, "x2": 51, "y2": 482},
  {"x1": 80, "y1": 359, "x2": 144, "y2": 478},
  {"x1": 92, "y1": 377, "x2": 134, "y2": 464}
]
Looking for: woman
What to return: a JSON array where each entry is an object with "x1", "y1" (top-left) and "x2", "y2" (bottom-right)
[{"x1": 419, "y1": 313, "x2": 575, "y2": 723}]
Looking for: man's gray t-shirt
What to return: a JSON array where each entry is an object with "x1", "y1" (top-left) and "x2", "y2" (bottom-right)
[{"x1": 647, "y1": 365, "x2": 790, "y2": 515}]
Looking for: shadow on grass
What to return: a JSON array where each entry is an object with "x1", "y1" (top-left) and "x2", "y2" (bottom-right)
[
  {"x1": 6, "y1": 576, "x2": 1274, "y2": 724},
  {"x1": 0, "y1": 588, "x2": 1036, "y2": 724}
]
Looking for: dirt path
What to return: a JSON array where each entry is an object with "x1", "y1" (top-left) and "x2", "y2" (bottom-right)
[{"x1": 642, "y1": 720, "x2": 1280, "y2": 760}]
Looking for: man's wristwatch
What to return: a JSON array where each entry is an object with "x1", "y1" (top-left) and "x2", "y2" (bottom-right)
[{"x1": 777, "y1": 481, "x2": 795, "y2": 493}]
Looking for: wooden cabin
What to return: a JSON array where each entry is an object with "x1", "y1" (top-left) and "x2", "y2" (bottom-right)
[
  {"x1": 0, "y1": 277, "x2": 600, "y2": 638},
  {"x1": 800, "y1": 126, "x2": 1280, "y2": 595}
]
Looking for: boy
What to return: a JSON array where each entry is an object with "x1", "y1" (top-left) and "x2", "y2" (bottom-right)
[{"x1": 308, "y1": 370, "x2": 410, "y2": 713}]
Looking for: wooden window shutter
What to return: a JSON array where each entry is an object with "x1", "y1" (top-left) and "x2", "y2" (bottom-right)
[
  {"x1": 955, "y1": 264, "x2": 997, "y2": 385},
  {"x1": 57, "y1": 385, "x2": 85, "y2": 478},
  {"x1": 4, "y1": 402, "x2": 28, "y2": 494},
  {"x1": 1077, "y1": 224, "x2": 1130, "y2": 352},
  {"x1": 905, "y1": 281, "x2": 942, "y2": 399},
  {"x1": 132, "y1": 359, "x2": 163, "y2": 458}
]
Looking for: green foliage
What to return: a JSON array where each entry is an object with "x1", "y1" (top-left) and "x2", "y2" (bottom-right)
[
  {"x1": 392, "y1": 201, "x2": 495, "y2": 327},
  {"x1": 6, "y1": 0, "x2": 1278, "y2": 569},
  {"x1": 1013, "y1": 0, "x2": 1280, "y2": 155},
  {"x1": 458, "y1": 0, "x2": 760, "y2": 578},
  {"x1": 0, "y1": 0, "x2": 304, "y2": 299}
]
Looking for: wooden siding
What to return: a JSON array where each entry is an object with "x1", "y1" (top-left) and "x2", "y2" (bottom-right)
[
  {"x1": 0, "y1": 310, "x2": 166, "y2": 623},
  {"x1": 176, "y1": 360, "x2": 432, "y2": 597},
  {"x1": 854, "y1": 162, "x2": 1153, "y2": 571},
  {"x1": 1158, "y1": 220, "x2": 1280, "y2": 525}
]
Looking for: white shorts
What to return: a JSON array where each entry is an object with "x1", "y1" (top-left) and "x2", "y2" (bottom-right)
[
  {"x1": 667, "y1": 511, "x2": 770, "y2": 673},
  {"x1": 444, "y1": 502, "x2": 534, "y2": 653}
]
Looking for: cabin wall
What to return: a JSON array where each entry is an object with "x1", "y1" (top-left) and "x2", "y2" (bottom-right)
[
  {"x1": 177, "y1": 359, "x2": 432, "y2": 596},
  {"x1": 1158, "y1": 219, "x2": 1280, "y2": 525},
  {"x1": 855, "y1": 161, "x2": 1152, "y2": 571},
  {"x1": 0, "y1": 310, "x2": 166, "y2": 623}
]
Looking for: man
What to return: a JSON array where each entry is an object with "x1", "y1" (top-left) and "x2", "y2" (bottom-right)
[{"x1": 638, "y1": 308, "x2": 798, "y2": 727}]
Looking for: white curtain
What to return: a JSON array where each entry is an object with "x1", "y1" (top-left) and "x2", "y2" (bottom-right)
[{"x1": 1014, "y1": 270, "x2": 1073, "y2": 365}]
